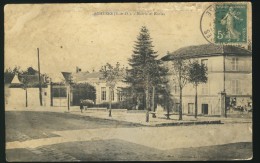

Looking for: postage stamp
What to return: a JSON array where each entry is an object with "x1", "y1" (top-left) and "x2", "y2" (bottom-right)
[
  {"x1": 214, "y1": 4, "x2": 247, "y2": 44},
  {"x1": 200, "y1": 3, "x2": 249, "y2": 45}
]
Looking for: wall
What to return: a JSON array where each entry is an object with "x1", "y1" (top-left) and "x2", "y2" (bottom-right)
[
  {"x1": 95, "y1": 81, "x2": 129, "y2": 104},
  {"x1": 5, "y1": 86, "x2": 50, "y2": 108}
]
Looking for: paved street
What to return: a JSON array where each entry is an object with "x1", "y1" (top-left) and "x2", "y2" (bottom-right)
[{"x1": 5, "y1": 109, "x2": 252, "y2": 161}]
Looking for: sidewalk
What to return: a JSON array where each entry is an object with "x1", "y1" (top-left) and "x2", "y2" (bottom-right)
[{"x1": 5, "y1": 106, "x2": 252, "y2": 126}]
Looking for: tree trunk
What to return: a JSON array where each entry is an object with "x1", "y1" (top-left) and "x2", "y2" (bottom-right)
[
  {"x1": 67, "y1": 84, "x2": 70, "y2": 112},
  {"x1": 195, "y1": 85, "x2": 198, "y2": 118},
  {"x1": 152, "y1": 86, "x2": 156, "y2": 118},
  {"x1": 179, "y1": 87, "x2": 183, "y2": 120},
  {"x1": 166, "y1": 92, "x2": 170, "y2": 119},
  {"x1": 25, "y1": 88, "x2": 28, "y2": 107},
  {"x1": 109, "y1": 88, "x2": 112, "y2": 117},
  {"x1": 50, "y1": 82, "x2": 53, "y2": 106},
  {"x1": 145, "y1": 76, "x2": 150, "y2": 122}
]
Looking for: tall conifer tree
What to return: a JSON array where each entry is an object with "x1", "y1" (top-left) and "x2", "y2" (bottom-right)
[{"x1": 126, "y1": 26, "x2": 168, "y2": 122}]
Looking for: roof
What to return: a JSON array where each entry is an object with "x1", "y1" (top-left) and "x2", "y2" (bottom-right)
[
  {"x1": 161, "y1": 44, "x2": 252, "y2": 61},
  {"x1": 48, "y1": 72, "x2": 66, "y2": 83},
  {"x1": 18, "y1": 75, "x2": 45, "y2": 85},
  {"x1": 72, "y1": 72, "x2": 103, "y2": 82},
  {"x1": 11, "y1": 74, "x2": 20, "y2": 84},
  {"x1": 72, "y1": 71, "x2": 126, "y2": 83},
  {"x1": 9, "y1": 74, "x2": 47, "y2": 88}
]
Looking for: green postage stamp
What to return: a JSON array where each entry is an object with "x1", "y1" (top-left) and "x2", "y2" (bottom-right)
[{"x1": 215, "y1": 4, "x2": 247, "y2": 44}]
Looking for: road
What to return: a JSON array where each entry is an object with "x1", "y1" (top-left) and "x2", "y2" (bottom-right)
[{"x1": 6, "y1": 111, "x2": 252, "y2": 161}]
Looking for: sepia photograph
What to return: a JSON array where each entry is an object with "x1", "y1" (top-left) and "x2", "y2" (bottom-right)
[{"x1": 4, "y1": 2, "x2": 252, "y2": 161}]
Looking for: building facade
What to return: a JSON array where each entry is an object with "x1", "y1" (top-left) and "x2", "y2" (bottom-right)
[
  {"x1": 161, "y1": 44, "x2": 252, "y2": 116},
  {"x1": 72, "y1": 71, "x2": 129, "y2": 105}
]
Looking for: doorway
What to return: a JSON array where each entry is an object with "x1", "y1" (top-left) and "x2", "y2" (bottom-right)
[
  {"x1": 188, "y1": 103, "x2": 194, "y2": 114},
  {"x1": 202, "y1": 104, "x2": 208, "y2": 114}
]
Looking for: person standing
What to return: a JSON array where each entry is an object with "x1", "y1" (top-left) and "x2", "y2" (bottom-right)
[{"x1": 80, "y1": 100, "x2": 84, "y2": 113}]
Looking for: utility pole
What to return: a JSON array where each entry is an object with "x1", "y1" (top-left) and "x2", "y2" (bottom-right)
[
  {"x1": 37, "y1": 48, "x2": 43, "y2": 106},
  {"x1": 50, "y1": 80, "x2": 53, "y2": 107},
  {"x1": 67, "y1": 86, "x2": 70, "y2": 112}
]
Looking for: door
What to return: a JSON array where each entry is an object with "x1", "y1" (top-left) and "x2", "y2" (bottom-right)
[
  {"x1": 188, "y1": 103, "x2": 194, "y2": 114},
  {"x1": 202, "y1": 104, "x2": 208, "y2": 114}
]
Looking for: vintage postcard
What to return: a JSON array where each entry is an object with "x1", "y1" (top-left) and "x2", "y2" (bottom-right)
[{"x1": 4, "y1": 2, "x2": 252, "y2": 161}]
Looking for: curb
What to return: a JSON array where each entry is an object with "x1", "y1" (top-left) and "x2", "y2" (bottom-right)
[{"x1": 154, "y1": 120, "x2": 222, "y2": 127}]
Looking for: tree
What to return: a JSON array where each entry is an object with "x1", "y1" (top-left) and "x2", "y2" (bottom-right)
[
  {"x1": 170, "y1": 56, "x2": 190, "y2": 120},
  {"x1": 4, "y1": 66, "x2": 22, "y2": 84},
  {"x1": 188, "y1": 61, "x2": 207, "y2": 118},
  {"x1": 100, "y1": 62, "x2": 125, "y2": 117},
  {"x1": 27, "y1": 67, "x2": 37, "y2": 75},
  {"x1": 125, "y1": 26, "x2": 168, "y2": 122},
  {"x1": 71, "y1": 83, "x2": 96, "y2": 105}
]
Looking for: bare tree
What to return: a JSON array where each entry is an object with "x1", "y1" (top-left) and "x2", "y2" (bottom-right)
[{"x1": 170, "y1": 57, "x2": 190, "y2": 120}]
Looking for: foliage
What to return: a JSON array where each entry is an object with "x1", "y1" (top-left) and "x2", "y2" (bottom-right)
[
  {"x1": 26, "y1": 67, "x2": 38, "y2": 75},
  {"x1": 4, "y1": 66, "x2": 48, "y2": 87},
  {"x1": 170, "y1": 57, "x2": 190, "y2": 90},
  {"x1": 100, "y1": 62, "x2": 125, "y2": 88},
  {"x1": 100, "y1": 62, "x2": 125, "y2": 112},
  {"x1": 4, "y1": 66, "x2": 22, "y2": 84},
  {"x1": 93, "y1": 100, "x2": 134, "y2": 109},
  {"x1": 169, "y1": 56, "x2": 190, "y2": 120},
  {"x1": 187, "y1": 60, "x2": 208, "y2": 118},
  {"x1": 71, "y1": 83, "x2": 96, "y2": 105},
  {"x1": 188, "y1": 61, "x2": 208, "y2": 86},
  {"x1": 52, "y1": 87, "x2": 67, "y2": 98},
  {"x1": 81, "y1": 99, "x2": 95, "y2": 107},
  {"x1": 125, "y1": 26, "x2": 168, "y2": 109}
]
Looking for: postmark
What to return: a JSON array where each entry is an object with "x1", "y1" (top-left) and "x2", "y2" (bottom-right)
[{"x1": 200, "y1": 3, "x2": 248, "y2": 45}]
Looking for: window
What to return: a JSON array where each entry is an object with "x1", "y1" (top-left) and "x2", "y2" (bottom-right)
[
  {"x1": 101, "y1": 87, "x2": 106, "y2": 101},
  {"x1": 231, "y1": 58, "x2": 239, "y2": 71},
  {"x1": 118, "y1": 91, "x2": 123, "y2": 101},
  {"x1": 188, "y1": 103, "x2": 194, "y2": 114},
  {"x1": 110, "y1": 88, "x2": 114, "y2": 101},
  {"x1": 231, "y1": 79, "x2": 240, "y2": 94},
  {"x1": 201, "y1": 82, "x2": 209, "y2": 95}
]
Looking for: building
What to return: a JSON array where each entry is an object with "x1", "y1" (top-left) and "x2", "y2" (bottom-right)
[
  {"x1": 71, "y1": 71, "x2": 129, "y2": 105},
  {"x1": 161, "y1": 44, "x2": 252, "y2": 116}
]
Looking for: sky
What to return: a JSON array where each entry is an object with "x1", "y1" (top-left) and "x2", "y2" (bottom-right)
[{"x1": 4, "y1": 3, "x2": 251, "y2": 74}]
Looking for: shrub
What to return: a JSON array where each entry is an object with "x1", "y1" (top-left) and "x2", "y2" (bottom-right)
[{"x1": 82, "y1": 99, "x2": 94, "y2": 107}]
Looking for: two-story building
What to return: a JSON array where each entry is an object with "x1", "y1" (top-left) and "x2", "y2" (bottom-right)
[{"x1": 161, "y1": 44, "x2": 252, "y2": 116}]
